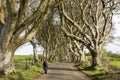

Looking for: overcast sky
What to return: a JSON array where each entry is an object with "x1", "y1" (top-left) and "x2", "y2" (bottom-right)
[
  {"x1": 105, "y1": 10, "x2": 120, "y2": 54},
  {"x1": 15, "y1": 42, "x2": 44, "y2": 55}
]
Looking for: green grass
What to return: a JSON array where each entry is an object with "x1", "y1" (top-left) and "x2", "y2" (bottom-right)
[
  {"x1": 76, "y1": 54, "x2": 120, "y2": 80},
  {"x1": 14, "y1": 55, "x2": 33, "y2": 63},
  {"x1": 76, "y1": 62, "x2": 113, "y2": 80},
  {"x1": 0, "y1": 55, "x2": 43, "y2": 80},
  {"x1": 110, "y1": 61, "x2": 120, "y2": 68}
]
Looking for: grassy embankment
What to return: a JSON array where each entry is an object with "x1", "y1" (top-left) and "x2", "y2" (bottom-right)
[
  {"x1": 0, "y1": 55, "x2": 43, "y2": 80},
  {"x1": 76, "y1": 53, "x2": 120, "y2": 80}
]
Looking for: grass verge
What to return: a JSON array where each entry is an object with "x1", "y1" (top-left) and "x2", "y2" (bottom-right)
[
  {"x1": 0, "y1": 55, "x2": 43, "y2": 80},
  {"x1": 75, "y1": 62, "x2": 114, "y2": 80}
]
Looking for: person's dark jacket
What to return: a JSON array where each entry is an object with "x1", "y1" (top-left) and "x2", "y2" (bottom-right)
[{"x1": 43, "y1": 61, "x2": 48, "y2": 69}]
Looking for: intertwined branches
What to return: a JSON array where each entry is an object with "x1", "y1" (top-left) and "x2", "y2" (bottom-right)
[{"x1": 60, "y1": 0, "x2": 115, "y2": 50}]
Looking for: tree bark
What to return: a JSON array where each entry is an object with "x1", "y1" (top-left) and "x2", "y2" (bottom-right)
[
  {"x1": 33, "y1": 44, "x2": 40, "y2": 63},
  {"x1": 91, "y1": 52, "x2": 98, "y2": 68},
  {"x1": 0, "y1": 50, "x2": 16, "y2": 74},
  {"x1": 79, "y1": 51, "x2": 86, "y2": 63},
  {"x1": 87, "y1": 47, "x2": 100, "y2": 69},
  {"x1": 30, "y1": 37, "x2": 40, "y2": 63}
]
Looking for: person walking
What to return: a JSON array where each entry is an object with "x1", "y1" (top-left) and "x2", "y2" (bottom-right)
[{"x1": 43, "y1": 59, "x2": 48, "y2": 74}]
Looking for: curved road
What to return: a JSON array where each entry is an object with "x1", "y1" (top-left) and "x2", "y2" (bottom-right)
[{"x1": 34, "y1": 63, "x2": 91, "y2": 80}]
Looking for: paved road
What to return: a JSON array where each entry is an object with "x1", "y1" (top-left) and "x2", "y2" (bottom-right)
[{"x1": 34, "y1": 63, "x2": 91, "y2": 80}]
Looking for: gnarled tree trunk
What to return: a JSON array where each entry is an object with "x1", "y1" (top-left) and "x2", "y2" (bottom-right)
[
  {"x1": 30, "y1": 36, "x2": 40, "y2": 63},
  {"x1": 73, "y1": 41, "x2": 86, "y2": 63},
  {"x1": 31, "y1": 42, "x2": 40, "y2": 63},
  {"x1": 79, "y1": 50, "x2": 86, "y2": 63},
  {"x1": 87, "y1": 46, "x2": 101, "y2": 68},
  {"x1": 0, "y1": 49, "x2": 16, "y2": 74}
]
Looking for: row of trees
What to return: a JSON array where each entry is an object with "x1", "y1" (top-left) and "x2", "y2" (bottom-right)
[
  {"x1": 0, "y1": 0, "x2": 118, "y2": 74},
  {"x1": 59, "y1": 0, "x2": 115, "y2": 68},
  {"x1": 37, "y1": 0, "x2": 117, "y2": 68}
]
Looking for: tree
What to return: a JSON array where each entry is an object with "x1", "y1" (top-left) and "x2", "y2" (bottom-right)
[
  {"x1": 0, "y1": 0, "x2": 61, "y2": 74},
  {"x1": 37, "y1": 13, "x2": 69, "y2": 62},
  {"x1": 30, "y1": 36, "x2": 40, "y2": 63},
  {"x1": 59, "y1": 0, "x2": 115, "y2": 68},
  {"x1": 25, "y1": 0, "x2": 41, "y2": 63},
  {"x1": 73, "y1": 40, "x2": 86, "y2": 62}
]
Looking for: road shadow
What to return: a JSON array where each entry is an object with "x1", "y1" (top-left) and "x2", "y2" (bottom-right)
[
  {"x1": 48, "y1": 72, "x2": 66, "y2": 75},
  {"x1": 48, "y1": 67, "x2": 78, "y2": 71},
  {"x1": 46, "y1": 72, "x2": 84, "y2": 80}
]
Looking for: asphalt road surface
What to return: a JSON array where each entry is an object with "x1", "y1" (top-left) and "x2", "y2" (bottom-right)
[{"x1": 34, "y1": 63, "x2": 91, "y2": 80}]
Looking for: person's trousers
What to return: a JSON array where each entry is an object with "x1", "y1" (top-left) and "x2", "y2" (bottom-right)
[{"x1": 44, "y1": 69, "x2": 47, "y2": 74}]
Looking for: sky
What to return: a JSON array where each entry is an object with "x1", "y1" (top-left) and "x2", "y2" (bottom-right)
[
  {"x1": 15, "y1": 42, "x2": 44, "y2": 55},
  {"x1": 105, "y1": 11, "x2": 120, "y2": 54}
]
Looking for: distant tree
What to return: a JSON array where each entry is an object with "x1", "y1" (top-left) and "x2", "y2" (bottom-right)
[
  {"x1": 30, "y1": 36, "x2": 40, "y2": 63},
  {"x1": 37, "y1": 12, "x2": 69, "y2": 62},
  {"x1": 25, "y1": 0, "x2": 41, "y2": 63}
]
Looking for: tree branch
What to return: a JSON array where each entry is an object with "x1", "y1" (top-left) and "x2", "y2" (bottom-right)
[
  {"x1": 61, "y1": 2, "x2": 92, "y2": 44},
  {"x1": 13, "y1": 0, "x2": 50, "y2": 38},
  {"x1": 17, "y1": 0, "x2": 29, "y2": 25},
  {"x1": 16, "y1": 0, "x2": 54, "y2": 47}
]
